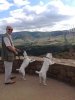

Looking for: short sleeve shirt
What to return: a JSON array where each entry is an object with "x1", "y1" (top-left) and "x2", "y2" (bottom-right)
[{"x1": 4, "y1": 35, "x2": 14, "y2": 47}]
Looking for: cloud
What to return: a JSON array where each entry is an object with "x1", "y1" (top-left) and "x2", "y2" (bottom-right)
[
  {"x1": 9, "y1": 0, "x2": 71, "y2": 31},
  {"x1": 13, "y1": 0, "x2": 30, "y2": 7},
  {"x1": 0, "y1": 0, "x2": 13, "y2": 11},
  {"x1": 0, "y1": 0, "x2": 75, "y2": 33}
]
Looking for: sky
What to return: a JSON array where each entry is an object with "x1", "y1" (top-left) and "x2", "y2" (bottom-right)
[{"x1": 0, "y1": 0, "x2": 75, "y2": 34}]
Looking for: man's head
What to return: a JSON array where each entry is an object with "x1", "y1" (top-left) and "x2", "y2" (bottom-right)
[{"x1": 6, "y1": 26, "x2": 13, "y2": 34}]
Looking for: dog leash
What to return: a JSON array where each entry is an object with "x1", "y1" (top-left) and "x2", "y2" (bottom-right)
[{"x1": 16, "y1": 50, "x2": 23, "y2": 67}]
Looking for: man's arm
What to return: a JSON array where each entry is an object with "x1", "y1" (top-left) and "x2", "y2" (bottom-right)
[
  {"x1": 7, "y1": 46, "x2": 18, "y2": 55},
  {"x1": 4, "y1": 37, "x2": 18, "y2": 55}
]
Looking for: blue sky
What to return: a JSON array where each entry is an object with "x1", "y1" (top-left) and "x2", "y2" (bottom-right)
[{"x1": 0, "y1": 0, "x2": 75, "y2": 34}]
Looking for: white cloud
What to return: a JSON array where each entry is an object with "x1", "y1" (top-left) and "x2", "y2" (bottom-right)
[
  {"x1": 10, "y1": 9, "x2": 25, "y2": 19},
  {"x1": 0, "y1": 0, "x2": 75, "y2": 33},
  {"x1": 0, "y1": 0, "x2": 13, "y2": 11},
  {"x1": 13, "y1": 0, "x2": 30, "y2": 6}
]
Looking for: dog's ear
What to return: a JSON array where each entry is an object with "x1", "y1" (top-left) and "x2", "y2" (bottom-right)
[{"x1": 23, "y1": 51, "x2": 27, "y2": 56}]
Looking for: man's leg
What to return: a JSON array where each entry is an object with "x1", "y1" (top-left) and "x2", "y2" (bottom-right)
[{"x1": 4, "y1": 61, "x2": 13, "y2": 83}]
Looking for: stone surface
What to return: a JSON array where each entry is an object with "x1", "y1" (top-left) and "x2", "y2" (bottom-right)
[
  {"x1": 0, "y1": 74, "x2": 75, "y2": 100},
  {"x1": 0, "y1": 56, "x2": 75, "y2": 85}
]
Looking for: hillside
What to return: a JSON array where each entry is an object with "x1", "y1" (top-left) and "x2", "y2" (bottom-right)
[
  {"x1": 12, "y1": 29, "x2": 75, "y2": 46},
  {"x1": 0, "y1": 29, "x2": 75, "y2": 48}
]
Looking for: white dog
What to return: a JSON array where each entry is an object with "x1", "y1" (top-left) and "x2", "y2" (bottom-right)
[
  {"x1": 16, "y1": 51, "x2": 35, "y2": 80},
  {"x1": 35, "y1": 53, "x2": 55, "y2": 85}
]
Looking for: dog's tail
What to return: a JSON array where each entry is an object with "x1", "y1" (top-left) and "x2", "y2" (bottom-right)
[
  {"x1": 16, "y1": 69, "x2": 21, "y2": 73},
  {"x1": 35, "y1": 71, "x2": 40, "y2": 74},
  {"x1": 16, "y1": 69, "x2": 20, "y2": 71}
]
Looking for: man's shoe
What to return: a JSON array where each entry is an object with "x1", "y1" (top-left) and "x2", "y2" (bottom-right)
[
  {"x1": 10, "y1": 76, "x2": 16, "y2": 79},
  {"x1": 5, "y1": 80, "x2": 16, "y2": 85}
]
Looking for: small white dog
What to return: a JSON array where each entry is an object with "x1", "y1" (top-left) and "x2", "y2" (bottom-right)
[
  {"x1": 16, "y1": 51, "x2": 35, "y2": 80},
  {"x1": 35, "y1": 53, "x2": 55, "y2": 85}
]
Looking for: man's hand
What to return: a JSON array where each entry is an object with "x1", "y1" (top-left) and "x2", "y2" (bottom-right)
[
  {"x1": 16, "y1": 49, "x2": 23, "y2": 56},
  {"x1": 16, "y1": 48, "x2": 20, "y2": 52},
  {"x1": 7, "y1": 46, "x2": 18, "y2": 55}
]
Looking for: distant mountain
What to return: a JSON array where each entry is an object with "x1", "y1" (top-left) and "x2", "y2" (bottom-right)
[
  {"x1": 0, "y1": 29, "x2": 75, "y2": 43},
  {"x1": 12, "y1": 30, "x2": 68, "y2": 40}
]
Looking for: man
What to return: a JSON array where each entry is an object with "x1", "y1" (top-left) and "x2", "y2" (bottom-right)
[{"x1": 2, "y1": 26, "x2": 18, "y2": 84}]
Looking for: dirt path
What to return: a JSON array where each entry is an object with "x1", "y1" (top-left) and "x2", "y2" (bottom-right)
[{"x1": 0, "y1": 74, "x2": 75, "y2": 100}]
